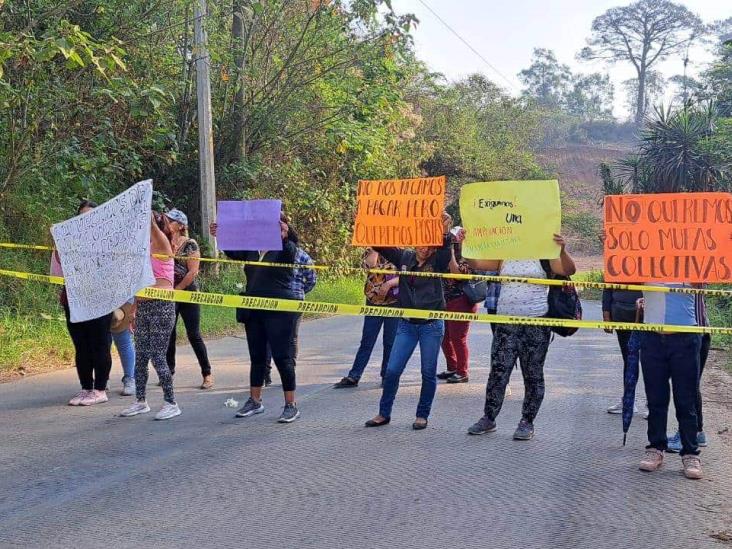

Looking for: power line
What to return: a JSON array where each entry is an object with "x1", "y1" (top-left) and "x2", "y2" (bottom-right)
[{"x1": 415, "y1": 0, "x2": 519, "y2": 91}]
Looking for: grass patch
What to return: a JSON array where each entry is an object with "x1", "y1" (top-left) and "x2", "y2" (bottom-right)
[
  {"x1": 573, "y1": 270, "x2": 603, "y2": 301},
  {"x1": 0, "y1": 311, "x2": 72, "y2": 374}
]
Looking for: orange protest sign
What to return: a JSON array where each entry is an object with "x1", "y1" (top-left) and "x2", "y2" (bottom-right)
[
  {"x1": 351, "y1": 176, "x2": 446, "y2": 247},
  {"x1": 604, "y1": 192, "x2": 732, "y2": 283}
]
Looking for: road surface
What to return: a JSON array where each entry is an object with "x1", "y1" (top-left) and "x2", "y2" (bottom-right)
[{"x1": 0, "y1": 303, "x2": 730, "y2": 548}]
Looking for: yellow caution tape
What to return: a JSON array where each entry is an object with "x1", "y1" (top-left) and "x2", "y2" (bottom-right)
[
  {"x1": 1, "y1": 267, "x2": 730, "y2": 335},
  {"x1": 3, "y1": 241, "x2": 732, "y2": 297}
]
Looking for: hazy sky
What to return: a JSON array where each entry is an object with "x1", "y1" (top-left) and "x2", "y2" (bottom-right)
[{"x1": 392, "y1": 0, "x2": 730, "y2": 119}]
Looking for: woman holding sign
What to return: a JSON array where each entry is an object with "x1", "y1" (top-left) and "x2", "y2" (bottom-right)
[
  {"x1": 57, "y1": 200, "x2": 115, "y2": 407},
  {"x1": 120, "y1": 212, "x2": 181, "y2": 420},
  {"x1": 364, "y1": 212, "x2": 454, "y2": 431},
  {"x1": 209, "y1": 212, "x2": 303, "y2": 424},
  {"x1": 466, "y1": 234, "x2": 576, "y2": 441}
]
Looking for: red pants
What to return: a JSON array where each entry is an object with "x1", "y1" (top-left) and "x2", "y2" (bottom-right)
[{"x1": 441, "y1": 295, "x2": 478, "y2": 377}]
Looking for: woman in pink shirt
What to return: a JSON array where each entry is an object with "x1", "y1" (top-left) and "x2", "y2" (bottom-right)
[{"x1": 121, "y1": 212, "x2": 181, "y2": 420}]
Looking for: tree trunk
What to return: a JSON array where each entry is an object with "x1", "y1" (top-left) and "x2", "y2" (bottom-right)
[
  {"x1": 232, "y1": 0, "x2": 247, "y2": 163},
  {"x1": 635, "y1": 66, "x2": 646, "y2": 126}
]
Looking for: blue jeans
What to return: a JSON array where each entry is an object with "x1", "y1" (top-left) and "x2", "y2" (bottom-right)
[
  {"x1": 111, "y1": 328, "x2": 136, "y2": 380},
  {"x1": 379, "y1": 319, "x2": 444, "y2": 419},
  {"x1": 347, "y1": 312, "x2": 398, "y2": 381},
  {"x1": 640, "y1": 332, "x2": 701, "y2": 456}
]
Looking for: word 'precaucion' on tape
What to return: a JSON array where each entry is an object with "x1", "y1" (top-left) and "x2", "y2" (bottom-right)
[
  {"x1": 1, "y1": 268, "x2": 730, "y2": 335},
  {"x1": 2, "y1": 242, "x2": 732, "y2": 297}
]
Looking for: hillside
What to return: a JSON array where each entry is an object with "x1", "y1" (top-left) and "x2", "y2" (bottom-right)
[{"x1": 538, "y1": 143, "x2": 632, "y2": 261}]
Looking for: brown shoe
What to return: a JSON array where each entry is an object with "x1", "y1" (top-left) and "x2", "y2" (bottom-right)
[
  {"x1": 682, "y1": 455, "x2": 703, "y2": 480},
  {"x1": 200, "y1": 375, "x2": 214, "y2": 390},
  {"x1": 639, "y1": 448, "x2": 664, "y2": 472}
]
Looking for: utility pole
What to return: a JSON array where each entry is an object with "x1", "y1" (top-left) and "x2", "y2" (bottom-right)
[{"x1": 194, "y1": 0, "x2": 217, "y2": 255}]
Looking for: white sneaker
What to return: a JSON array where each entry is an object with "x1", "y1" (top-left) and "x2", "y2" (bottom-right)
[
  {"x1": 155, "y1": 402, "x2": 181, "y2": 420},
  {"x1": 641, "y1": 405, "x2": 649, "y2": 420},
  {"x1": 69, "y1": 389, "x2": 90, "y2": 406},
  {"x1": 607, "y1": 402, "x2": 623, "y2": 414},
  {"x1": 121, "y1": 400, "x2": 151, "y2": 417},
  {"x1": 121, "y1": 377, "x2": 136, "y2": 396},
  {"x1": 79, "y1": 390, "x2": 108, "y2": 406}
]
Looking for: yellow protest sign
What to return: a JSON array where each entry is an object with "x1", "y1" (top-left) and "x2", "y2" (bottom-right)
[{"x1": 459, "y1": 180, "x2": 562, "y2": 259}]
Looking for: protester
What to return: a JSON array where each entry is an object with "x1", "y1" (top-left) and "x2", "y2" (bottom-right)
[
  {"x1": 54, "y1": 200, "x2": 114, "y2": 406},
  {"x1": 264, "y1": 245, "x2": 317, "y2": 386},
  {"x1": 436, "y1": 234, "x2": 478, "y2": 383},
  {"x1": 667, "y1": 292, "x2": 711, "y2": 453},
  {"x1": 602, "y1": 287, "x2": 644, "y2": 414},
  {"x1": 466, "y1": 234, "x2": 576, "y2": 440},
  {"x1": 364, "y1": 212, "x2": 453, "y2": 431},
  {"x1": 333, "y1": 248, "x2": 399, "y2": 388},
  {"x1": 120, "y1": 212, "x2": 181, "y2": 420},
  {"x1": 637, "y1": 285, "x2": 703, "y2": 479},
  {"x1": 164, "y1": 209, "x2": 214, "y2": 390},
  {"x1": 210, "y1": 212, "x2": 303, "y2": 423}
]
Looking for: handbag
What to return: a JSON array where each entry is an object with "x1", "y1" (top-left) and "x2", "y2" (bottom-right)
[{"x1": 461, "y1": 278, "x2": 488, "y2": 305}]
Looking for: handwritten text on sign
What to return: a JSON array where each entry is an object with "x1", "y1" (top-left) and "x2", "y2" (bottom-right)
[
  {"x1": 51, "y1": 180, "x2": 156, "y2": 322},
  {"x1": 352, "y1": 177, "x2": 446, "y2": 246},
  {"x1": 604, "y1": 193, "x2": 732, "y2": 283},
  {"x1": 460, "y1": 180, "x2": 561, "y2": 260}
]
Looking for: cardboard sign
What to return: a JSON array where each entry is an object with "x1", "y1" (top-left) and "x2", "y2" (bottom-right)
[
  {"x1": 604, "y1": 192, "x2": 732, "y2": 282},
  {"x1": 51, "y1": 180, "x2": 155, "y2": 323},
  {"x1": 216, "y1": 200, "x2": 283, "y2": 251},
  {"x1": 351, "y1": 177, "x2": 446, "y2": 247},
  {"x1": 459, "y1": 180, "x2": 562, "y2": 259}
]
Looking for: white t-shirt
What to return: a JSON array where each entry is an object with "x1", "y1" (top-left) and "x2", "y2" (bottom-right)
[{"x1": 496, "y1": 260, "x2": 549, "y2": 317}]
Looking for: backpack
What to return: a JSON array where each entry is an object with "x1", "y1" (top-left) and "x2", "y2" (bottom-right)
[{"x1": 540, "y1": 260, "x2": 582, "y2": 337}]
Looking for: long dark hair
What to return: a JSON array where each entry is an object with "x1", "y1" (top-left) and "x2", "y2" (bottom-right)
[
  {"x1": 281, "y1": 211, "x2": 299, "y2": 244},
  {"x1": 154, "y1": 211, "x2": 175, "y2": 245},
  {"x1": 77, "y1": 199, "x2": 98, "y2": 214}
]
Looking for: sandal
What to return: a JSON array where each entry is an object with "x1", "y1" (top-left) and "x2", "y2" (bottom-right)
[{"x1": 412, "y1": 418, "x2": 428, "y2": 430}]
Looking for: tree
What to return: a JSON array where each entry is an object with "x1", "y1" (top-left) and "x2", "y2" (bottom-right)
[
  {"x1": 578, "y1": 0, "x2": 705, "y2": 125},
  {"x1": 518, "y1": 48, "x2": 571, "y2": 108},
  {"x1": 565, "y1": 73, "x2": 614, "y2": 121},
  {"x1": 622, "y1": 71, "x2": 666, "y2": 119}
]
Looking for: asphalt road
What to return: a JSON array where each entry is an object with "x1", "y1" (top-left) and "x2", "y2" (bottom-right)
[{"x1": 0, "y1": 302, "x2": 730, "y2": 548}]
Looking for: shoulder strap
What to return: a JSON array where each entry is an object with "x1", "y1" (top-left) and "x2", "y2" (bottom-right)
[{"x1": 540, "y1": 259, "x2": 552, "y2": 278}]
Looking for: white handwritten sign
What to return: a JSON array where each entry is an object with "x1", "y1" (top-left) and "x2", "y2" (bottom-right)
[{"x1": 51, "y1": 180, "x2": 155, "y2": 323}]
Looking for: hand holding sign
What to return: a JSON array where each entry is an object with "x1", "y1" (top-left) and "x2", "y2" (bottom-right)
[{"x1": 352, "y1": 177, "x2": 446, "y2": 247}]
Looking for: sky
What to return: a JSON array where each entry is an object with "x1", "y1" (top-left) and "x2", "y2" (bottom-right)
[{"x1": 391, "y1": 0, "x2": 730, "y2": 119}]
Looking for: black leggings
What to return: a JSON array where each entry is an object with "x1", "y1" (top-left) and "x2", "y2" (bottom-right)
[
  {"x1": 166, "y1": 302, "x2": 212, "y2": 376},
  {"x1": 244, "y1": 310, "x2": 300, "y2": 392},
  {"x1": 64, "y1": 306, "x2": 113, "y2": 391},
  {"x1": 697, "y1": 334, "x2": 711, "y2": 431}
]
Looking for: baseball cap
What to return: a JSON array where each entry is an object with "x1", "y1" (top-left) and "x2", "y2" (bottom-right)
[{"x1": 165, "y1": 209, "x2": 188, "y2": 227}]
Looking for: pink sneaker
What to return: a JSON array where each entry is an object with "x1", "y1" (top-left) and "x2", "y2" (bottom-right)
[
  {"x1": 639, "y1": 448, "x2": 664, "y2": 472},
  {"x1": 79, "y1": 390, "x2": 108, "y2": 406},
  {"x1": 69, "y1": 390, "x2": 90, "y2": 406}
]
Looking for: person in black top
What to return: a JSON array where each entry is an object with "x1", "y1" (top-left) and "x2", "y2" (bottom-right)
[
  {"x1": 165, "y1": 209, "x2": 213, "y2": 389},
  {"x1": 209, "y1": 212, "x2": 302, "y2": 423},
  {"x1": 601, "y1": 288, "x2": 643, "y2": 414},
  {"x1": 365, "y1": 212, "x2": 454, "y2": 430}
]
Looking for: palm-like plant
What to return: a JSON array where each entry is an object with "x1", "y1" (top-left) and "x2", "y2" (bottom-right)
[{"x1": 637, "y1": 102, "x2": 721, "y2": 192}]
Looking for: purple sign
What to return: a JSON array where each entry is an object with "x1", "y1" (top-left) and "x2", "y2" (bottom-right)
[{"x1": 216, "y1": 200, "x2": 283, "y2": 251}]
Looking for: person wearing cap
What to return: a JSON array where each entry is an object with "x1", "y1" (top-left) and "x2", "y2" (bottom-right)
[{"x1": 165, "y1": 209, "x2": 214, "y2": 390}]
